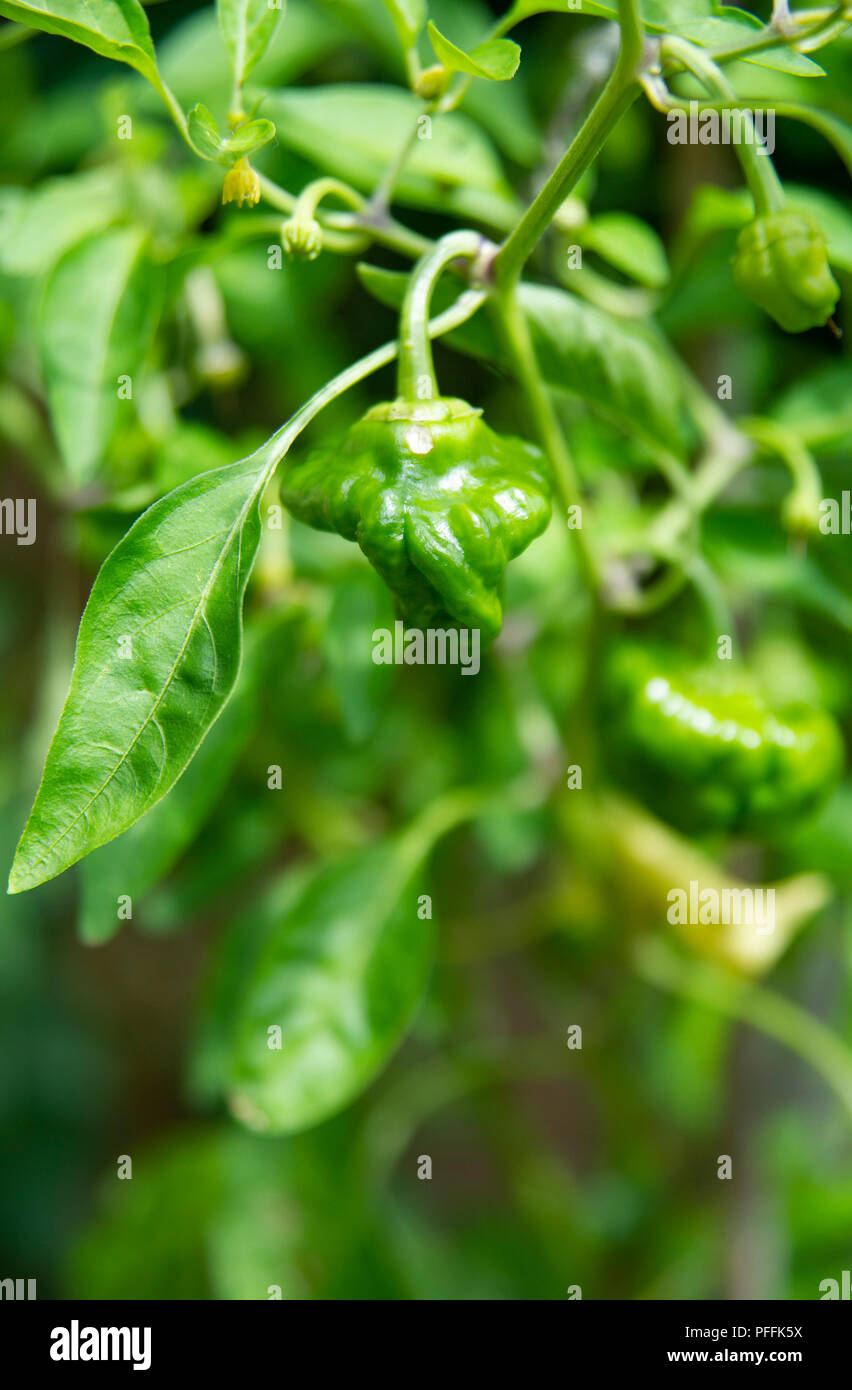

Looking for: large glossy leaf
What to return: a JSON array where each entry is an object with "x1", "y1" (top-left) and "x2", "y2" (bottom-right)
[
  {"x1": 38, "y1": 227, "x2": 160, "y2": 486},
  {"x1": 358, "y1": 264, "x2": 693, "y2": 456},
  {"x1": 77, "y1": 647, "x2": 258, "y2": 944},
  {"x1": 8, "y1": 451, "x2": 273, "y2": 894},
  {"x1": 258, "y1": 85, "x2": 519, "y2": 229},
  {"x1": 217, "y1": 0, "x2": 284, "y2": 87},
  {"x1": 0, "y1": 0, "x2": 161, "y2": 86},
  {"x1": 227, "y1": 838, "x2": 432, "y2": 1133}
]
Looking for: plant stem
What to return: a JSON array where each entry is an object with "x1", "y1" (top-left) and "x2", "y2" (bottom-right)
[
  {"x1": 396, "y1": 230, "x2": 485, "y2": 400},
  {"x1": 659, "y1": 36, "x2": 786, "y2": 216},
  {"x1": 494, "y1": 0, "x2": 645, "y2": 287},
  {"x1": 260, "y1": 284, "x2": 489, "y2": 484},
  {"x1": 493, "y1": 285, "x2": 598, "y2": 587}
]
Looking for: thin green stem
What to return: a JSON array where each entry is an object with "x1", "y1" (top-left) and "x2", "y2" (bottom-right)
[
  {"x1": 493, "y1": 286, "x2": 598, "y2": 588},
  {"x1": 396, "y1": 230, "x2": 485, "y2": 400},
  {"x1": 260, "y1": 284, "x2": 489, "y2": 488},
  {"x1": 494, "y1": 0, "x2": 645, "y2": 287},
  {"x1": 370, "y1": 118, "x2": 422, "y2": 213},
  {"x1": 659, "y1": 36, "x2": 785, "y2": 216}
]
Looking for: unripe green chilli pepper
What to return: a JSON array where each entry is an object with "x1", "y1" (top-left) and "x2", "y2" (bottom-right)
[
  {"x1": 280, "y1": 396, "x2": 551, "y2": 639},
  {"x1": 604, "y1": 645, "x2": 843, "y2": 833},
  {"x1": 732, "y1": 210, "x2": 840, "y2": 334}
]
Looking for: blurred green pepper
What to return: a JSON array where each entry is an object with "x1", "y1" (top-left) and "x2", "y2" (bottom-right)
[
  {"x1": 732, "y1": 210, "x2": 839, "y2": 333},
  {"x1": 604, "y1": 645, "x2": 844, "y2": 833},
  {"x1": 280, "y1": 396, "x2": 551, "y2": 638}
]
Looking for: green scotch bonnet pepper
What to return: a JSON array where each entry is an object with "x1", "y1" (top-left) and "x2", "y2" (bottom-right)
[
  {"x1": 604, "y1": 645, "x2": 843, "y2": 833},
  {"x1": 732, "y1": 210, "x2": 840, "y2": 334},
  {"x1": 280, "y1": 396, "x2": 552, "y2": 639}
]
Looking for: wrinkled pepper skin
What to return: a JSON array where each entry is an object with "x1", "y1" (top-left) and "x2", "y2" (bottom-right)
[
  {"x1": 280, "y1": 397, "x2": 552, "y2": 638},
  {"x1": 732, "y1": 210, "x2": 839, "y2": 333},
  {"x1": 604, "y1": 645, "x2": 843, "y2": 833}
]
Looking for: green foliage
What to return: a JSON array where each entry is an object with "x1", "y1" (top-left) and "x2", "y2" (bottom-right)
[{"x1": 2, "y1": 0, "x2": 852, "y2": 1306}]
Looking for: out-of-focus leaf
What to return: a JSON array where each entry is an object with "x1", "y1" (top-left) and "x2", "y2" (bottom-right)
[
  {"x1": 322, "y1": 568, "x2": 395, "y2": 744},
  {"x1": 382, "y1": 0, "x2": 425, "y2": 47},
  {"x1": 227, "y1": 836, "x2": 433, "y2": 1133},
  {"x1": 39, "y1": 227, "x2": 161, "y2": 485},
  {"x1": 0, "y1": 170, "x2": 129, "y2": 277},
  {"x1": 581, "y1": 212, "x2": 670, "y2": 288},
  {"x1": 217, "y1": 0, "x2": 284, "y2": 87},
  {"x1": 772, "y1": 363, "x2": 852, "y2": 453},
  {"x1": 156, "y1": 1, "x2": 354, "y2": 112},
  {"x1": 67, "y1": 1132, "x2": 225, "y2": 1299},
  {"x1": 258, "y1": 85, "x2": 519, "y2": 229}
]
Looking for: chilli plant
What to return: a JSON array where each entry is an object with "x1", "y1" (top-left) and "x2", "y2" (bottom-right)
[{"x1": 3, "y1": 0, "x2": 852, "y2": 1300}]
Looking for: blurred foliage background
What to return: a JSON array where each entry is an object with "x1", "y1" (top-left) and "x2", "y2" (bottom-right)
[{"x1": 2, "y1": 0, "x2": 852, "y2": 1300}]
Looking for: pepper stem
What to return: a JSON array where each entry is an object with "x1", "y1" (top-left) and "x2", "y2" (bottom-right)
[
  {"x1": 660, "y1": 36, "x2": 786, "y2": 217},
  {"x1": 396, "y1": 230, "x2": 485, "y2": 402}
]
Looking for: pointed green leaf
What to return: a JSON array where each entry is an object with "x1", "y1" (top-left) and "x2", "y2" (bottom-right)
[
  {"x1": 217, "y1": 0, "x2": 285, "y2": 87},
  {"x1": 188, "y1": 102, "x2": 224, "y2": 160},
  {"x1": 382, "y1": 0, "x2": 426, "y2": 48},
  {"x1": 427, "y1": 21, "x2": 520, "y2": 81},
  {"x1": 8, "y1": 451, "x2": 274, "y2": 894},
  {"x1": 223, "y1": 116, "x2": 276, "y2": 158},
  {"x1": 227, "y1": 839, "x2": 433, "y2": 1133},
  {"x1": 581, "y1": 212, "x2": 670, "y2": 289}
]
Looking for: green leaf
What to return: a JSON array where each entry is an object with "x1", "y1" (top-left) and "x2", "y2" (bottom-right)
[
  {"x1": 188, "y1": 102, "x2": 223, "y2": 160},
  {"x1": 227, "y1": 838, "x2": 433, "y2": 1133},
  {"x1": 0, "y1": 169, "x2": 129, "y2": 277},
  {"x1": 78, "y1": 649, "x2": 257, "y2": 944},
  {"x1": 223, "y1": 116, "x2": 276, "y2": 158},
  {"x1": 0, "y1": 0, "x2": 161, "y2": 86},
  {"x1": 156, "y1": 1, "x2": 342, "y2": 113},
  {"x1": 8, "y1": 449, "x2": 274, "y2": 894},
  {"x1": 427, "y1": 20, "x2": 521, "y2": 81},
  {"x1": 357, "y1": 264, "x2": 693, "y2": 457},
  {"x1": 217, "y1": 0, "x2": 284, "y2": 88},
  {"x1": 382, "y1": 0, "x2": 426, "y2": 47},
  {"x1": 580, "y1": 212, "x2": 670, "y2": 288},
  {"x1": 39, "y1": 227, "x2": 161, "y2": 486},
  {"x1": 322, "y1": 568, "x2": 394, "y2": 744},
  {"x1": 258, "y1": 84, "x2": 519, "y2": 230}
]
